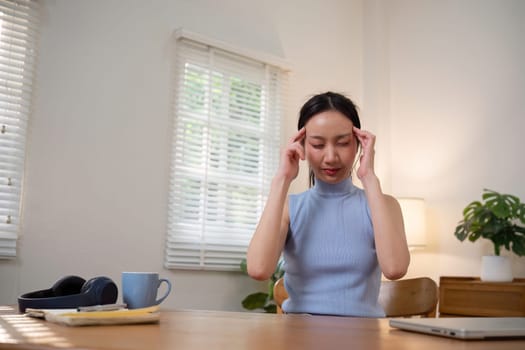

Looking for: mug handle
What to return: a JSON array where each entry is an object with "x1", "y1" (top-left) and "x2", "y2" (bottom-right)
[{"x1": 155, "y1": 278, "x2": 172, "y2": 305}]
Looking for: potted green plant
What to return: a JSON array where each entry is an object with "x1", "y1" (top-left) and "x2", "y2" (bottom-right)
[
  {"x1": 454, "y1": 189, "x2": 525, "y2": 281},
  {"x1": 239, "y1": 258, "x2": 284, "y2": 313}
]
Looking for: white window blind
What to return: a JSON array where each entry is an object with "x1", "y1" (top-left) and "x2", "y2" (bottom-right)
[
  {"x1": 0, "y1": 0, "x2": 39, "y2": 259},
  {"x1": 165, "y1": 30, "x2": 288, "y2": 271}
]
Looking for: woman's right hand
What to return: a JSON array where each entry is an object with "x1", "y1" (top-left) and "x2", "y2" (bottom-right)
[
  {"x1": 277, "y1": 127, "x2": 306, "y2": 181},
  {"x1": 248, "y1": 129, "x2": 305, "y2": 281}
]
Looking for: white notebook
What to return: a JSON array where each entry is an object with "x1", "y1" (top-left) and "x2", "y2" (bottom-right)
[{"x1": 389, "y1": 317, "x2": 525, "y2": 339}]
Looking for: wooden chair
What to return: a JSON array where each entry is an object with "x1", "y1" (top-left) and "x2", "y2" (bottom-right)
[
  {"x1": 378, "y1": 277, "x2": 438, "y2": 317},
  {"x1": 273, "y1": 276, "x2": 438, "y2": 317},
  {"x1": 273, "y1": 277, "x2": 288, "y2": 314}
]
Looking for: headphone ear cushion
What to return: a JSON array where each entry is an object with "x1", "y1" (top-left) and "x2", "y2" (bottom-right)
[
  {"x1": 51, "y1": 275, "x2": 86, "y2": 297},
  {"x1": 81, "y1": 276, "x2": 118, "y2": 305}
]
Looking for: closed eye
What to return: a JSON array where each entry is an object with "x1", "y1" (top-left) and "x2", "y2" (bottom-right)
[{"x1": 311, "y1": 144, "x2": 324, "y2": 149}]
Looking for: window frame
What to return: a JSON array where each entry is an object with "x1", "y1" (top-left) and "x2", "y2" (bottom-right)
[
  {"x1": 164, "y1": 29, "x2": 289, "y2": 271},
  {"x1": 0, "y1": 0, "x2": 39, "y2": 259}
]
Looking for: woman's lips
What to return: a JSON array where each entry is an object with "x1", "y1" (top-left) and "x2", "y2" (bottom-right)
[{"x1": 323, "y1": 168, "x2": 339, "y2": 176}]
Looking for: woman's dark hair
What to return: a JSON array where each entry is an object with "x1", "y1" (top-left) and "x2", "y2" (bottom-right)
[{"x1": 298, "y1": 92, "x2": 362, "y2": 187}]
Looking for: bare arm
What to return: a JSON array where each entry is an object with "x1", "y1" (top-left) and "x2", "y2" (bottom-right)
[
  {"x1": 354, "y1": 127, "x2": 410, "y2": 280},
  {"x1": 362, "y1": 176, "x2": 409, "y2": 280},
  {"x1": 246, "y1": 176, "x2": 291, "y2": 280},
  {"x1": 246, "y1": 128, "x2": 306, "y2": 281}
]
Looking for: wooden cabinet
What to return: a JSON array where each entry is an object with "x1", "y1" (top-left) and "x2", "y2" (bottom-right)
[{"x1": 439, "y1": 276, "x2": 525, "y2": 317}]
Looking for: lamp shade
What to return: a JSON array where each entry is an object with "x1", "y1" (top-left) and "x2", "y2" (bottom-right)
[{"x1": 398, "y1": 197, "x2": 427, "y2": 248}]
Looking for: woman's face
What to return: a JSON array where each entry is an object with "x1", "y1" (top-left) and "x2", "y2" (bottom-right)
[{"x1": 304, "y1": 110, "x2": 358, "y2": 184}]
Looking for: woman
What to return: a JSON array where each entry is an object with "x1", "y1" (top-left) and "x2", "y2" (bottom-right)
[{"x1": 247, "y1": 91, "x2": 409, "y2": 317}]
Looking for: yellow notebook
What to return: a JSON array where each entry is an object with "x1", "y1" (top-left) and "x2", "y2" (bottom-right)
[{"x1": 25, "y1": 305, "x2": 160, "y2": 326}]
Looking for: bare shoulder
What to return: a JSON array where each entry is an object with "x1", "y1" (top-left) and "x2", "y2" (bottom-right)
[
  {"x1": 384, "y1": 194, "x2": 397, "y2": 202},
  {"x1": 384, "y1": 194, "x2": 402, "y2": 210}
]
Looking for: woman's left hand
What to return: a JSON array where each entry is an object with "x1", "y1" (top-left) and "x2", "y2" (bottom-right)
[{"x1": 353, "y1": 127, "x2": 376, "y2": 181}]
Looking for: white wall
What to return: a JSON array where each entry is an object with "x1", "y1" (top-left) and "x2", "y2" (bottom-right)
[
  {"x1": 364, "y1": 0, "x2": 525, "y2": 281},
  {"x1": 0, "y1": 0, "x2": 363, "y2": 310},
  {"x1": 1, "y1": 0, "x2": 523, "y2": 310}
]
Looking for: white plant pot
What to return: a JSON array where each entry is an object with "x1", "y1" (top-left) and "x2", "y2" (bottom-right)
[{"x1": 480, "y1": 255, "x2": 513, "y2": 282}]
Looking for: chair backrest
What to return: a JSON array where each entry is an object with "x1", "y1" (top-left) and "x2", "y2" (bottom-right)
[
  {"x1": 378, "y1": 277, "x2": 438, "y2": 317},
  {"x1": 273, "y1": 277, "x2": 288, "y2": 314},
  {"x1": 273, "y1": 277, "x2": 438, "y2": 317}
]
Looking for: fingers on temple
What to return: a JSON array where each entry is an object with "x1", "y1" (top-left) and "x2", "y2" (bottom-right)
[
  {"x1": 353, "y1": 127, "x2": 376, "y2": 146},
  {"x1": 291, "y1": 127, "x2": 306, "y2": 143},
  {"x1": 289, "y1": 143, "x2": 304, "y2": 160}
]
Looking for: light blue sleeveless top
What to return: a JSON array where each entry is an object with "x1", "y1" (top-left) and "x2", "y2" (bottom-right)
[{"x1": 282, "y1": 177, "x2": 385, "y2": 317}]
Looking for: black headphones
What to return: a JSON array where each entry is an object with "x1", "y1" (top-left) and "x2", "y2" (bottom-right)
[{"x1": 18, "y1": 275, "x2": 118, "y2": 313}]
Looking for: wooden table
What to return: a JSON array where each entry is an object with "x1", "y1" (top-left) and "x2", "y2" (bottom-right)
[{"x1": 1, "y1": 305, "x2": 525, "y2": 350}]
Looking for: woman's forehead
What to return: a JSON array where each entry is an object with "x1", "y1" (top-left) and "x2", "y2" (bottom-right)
[{"x1": 305, "y1": 110, "x2": 354, "y2": 137}]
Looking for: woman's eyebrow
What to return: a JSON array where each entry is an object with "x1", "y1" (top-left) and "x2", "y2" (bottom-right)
[
  {"x1": 336, "y1": 133, "x2": 353, "y2": 140},
  {"x1": 307, "y1": 135, "x2": 325, "y2": 141},
  {"x1": 307, "y1": 133, "x2": 353, "y2": 141}
]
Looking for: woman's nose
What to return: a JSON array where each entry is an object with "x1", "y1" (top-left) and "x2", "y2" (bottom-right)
[{"x1": 324, "y1": 145, "x2": 338, "y2": 162}]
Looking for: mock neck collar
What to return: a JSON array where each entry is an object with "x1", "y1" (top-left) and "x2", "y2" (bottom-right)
[{"x1": 313, "y1": 177, "x2": 354, "y2": 195}]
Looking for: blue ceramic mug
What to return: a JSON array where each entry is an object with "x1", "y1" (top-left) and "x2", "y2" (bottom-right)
[{"x1": 122, "y1": 272, "x2": 172, "y2": 309}]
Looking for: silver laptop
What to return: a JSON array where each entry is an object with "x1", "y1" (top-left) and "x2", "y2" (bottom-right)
[{"x1": 389, "y1": 317, "x2": 525, "y2": 339}]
